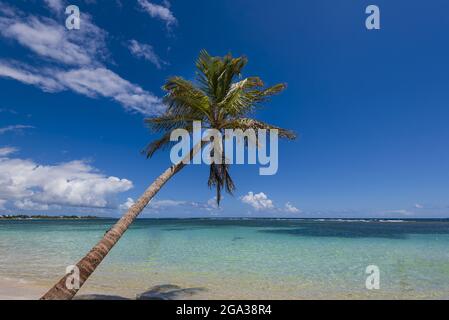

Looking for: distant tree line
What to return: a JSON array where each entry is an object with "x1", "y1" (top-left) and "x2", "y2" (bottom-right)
[{"x1": 0, "y1": 215, "x2": 100, "y2": 220}]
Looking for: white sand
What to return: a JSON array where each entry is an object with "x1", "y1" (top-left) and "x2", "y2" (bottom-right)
[{"x1": 0, "y1": 277, "x2": 47, "y2": 300}]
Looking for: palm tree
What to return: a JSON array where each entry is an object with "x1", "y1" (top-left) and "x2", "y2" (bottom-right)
[{"x1": 41, "y1": 50, "x2": 296, "y2": 300}]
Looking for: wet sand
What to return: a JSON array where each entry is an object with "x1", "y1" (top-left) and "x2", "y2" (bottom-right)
[{"x1": 0, "y1": 278, "x2": 47, "y2": 300}]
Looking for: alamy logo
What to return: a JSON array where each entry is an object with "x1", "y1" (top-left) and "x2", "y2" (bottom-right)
[
  {"x1": 65, "y1": 5, "x2": 80, "y2": 30},
  {"x1": 365, "y1": 5, "x2": 380, "y2": 30},
  {"x1": 170, "y1": 121, "x2": 279, "y2": 175},
  {"x1": 65, "y1": 265, "x2": 80, "y2": 290},
  {"x1": 365, "y1": 265, "x2": 380, "y2": 290}
]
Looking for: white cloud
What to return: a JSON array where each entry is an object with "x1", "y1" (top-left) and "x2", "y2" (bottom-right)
[
  {"x1": 0, "y1": 2, "x2": 18, "y2": 18},
  {"x1": 284, "y1": 202, "x2": 300, "y2": 213},
  {"x1": 206, "y1": 197, "x2": 219, "y2": 209},
  {"x1": 0, "y1": 13, "x2": 107, "y2": 66},
  {"x1": 56, "y1": 67, "x2": 164, "y2": 114},
  {"x1": 119, "y1": 198, "x2": 162, "y2": 212},
  {"x1": 150, "y1": 199, "x2": 185, "y2": 208},
  {"x1": 0, "y1": 153, "x2": 133, "y2": 210},
  {"x1": 0, "y1": 60, "x2": 64, "y2": 92},
  {"x1": 138, "y1": 0, "x2": 177, "y2": 28},
  {"x1": 14, "y1": 199, "x2": 51, "y2": 211},
  {"x1": 119, "y1": 197, "x2": 135, "y2": 210},
  {"x1": 0, "y1": 147, "x2": 18, "y2": 156},
  {"x1": 414, "y1": 204, "x2": 424, "y2": 209},
  {"x1": 241, "y1": 192, "x2": 275, "y2": 211},
  {"x1": 0, "y1": 124, "x2": 34, "y2": 134},
  {"x1": 0, "y1": 62, "x2": 164, "y2": 115},
  {"x1": 0, "y1": 5, "x2": 164, "y2": 115},
  {"x1": 119, "y1": 197, "x2": 220, "y2": 213},
  {"x1": 44, "y1": 0, "x2": 65, "y2": 14},
  {"x1": 128, "y1": 40, "x2": 166, "y2": 69},
  {"x1": 240, "y1": 191, "x2": 300, "y2": 214},
  {"x1": 151, "y1": 198, "x2": 222, "y2": 213}
]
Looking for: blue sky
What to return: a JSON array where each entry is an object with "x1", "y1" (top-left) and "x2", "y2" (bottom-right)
[{"x1": 1, "y1": 0, "x2": 449, "y2": 218}]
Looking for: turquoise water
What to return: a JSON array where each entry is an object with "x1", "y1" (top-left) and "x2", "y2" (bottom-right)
[{"x1": 1, "y1": 218, "x2": 449, "y2": 299}]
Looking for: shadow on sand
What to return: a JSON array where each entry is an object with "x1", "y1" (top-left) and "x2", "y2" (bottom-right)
[{"x1": 75, "y1": 284, "x2": 206, "y2": 300}]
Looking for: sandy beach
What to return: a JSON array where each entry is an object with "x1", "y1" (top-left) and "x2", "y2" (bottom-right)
[
  {"x1": 0, "y1": 277, "x2": 214, "y2": 300},
  {"x1": 0, "y1": 277, "x2": 47, "y2": 300}
]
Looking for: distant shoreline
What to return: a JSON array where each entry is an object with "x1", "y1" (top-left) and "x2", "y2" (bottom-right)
[{"x1": 0, "y1": 215, "x2": 101, "y2": 220}]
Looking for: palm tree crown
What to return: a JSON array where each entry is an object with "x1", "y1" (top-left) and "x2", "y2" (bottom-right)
[{"x1": 144, "y1": 50, "x2": 296, "y2": 204}]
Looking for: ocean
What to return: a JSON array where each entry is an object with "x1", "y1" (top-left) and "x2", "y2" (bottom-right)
[{"x1": 1, "y1": 218, "x2": 449, "y2": 299}]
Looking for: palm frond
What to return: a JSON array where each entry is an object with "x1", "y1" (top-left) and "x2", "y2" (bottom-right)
[
  {"x1": 220, "y1": 118, "x2": 296, "y2": 140},
  {"x1": 142, "y1": 131, "x2": 173, "y2": 158},
  {"x1": 196, "y1": 50, "x2": 248, "y2": 106},
  {"x1": 163, "y1": 76, "x2": 212, "y2": 121},
  {"x1": 218, "y1": 82, "x2": 287, "y2": 119},
  {"x1": 207, "y1": 162, "x2": 235, "y2": 206},
  {"x1": 143, "y1": 124, "x2": 194, "y2": 158},
  {"x1": 145, "y1": 114, "x2": 199, "y2": 133}
]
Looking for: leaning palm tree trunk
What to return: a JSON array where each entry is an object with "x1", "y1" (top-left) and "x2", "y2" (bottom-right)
[{"x1": 40, "y1": 160, "x2": 187, "y2": 300}]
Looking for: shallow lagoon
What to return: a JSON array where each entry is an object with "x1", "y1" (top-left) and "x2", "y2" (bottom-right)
[{"x1": 1, "y1": 218, "x2": 449, "y2": 299}]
